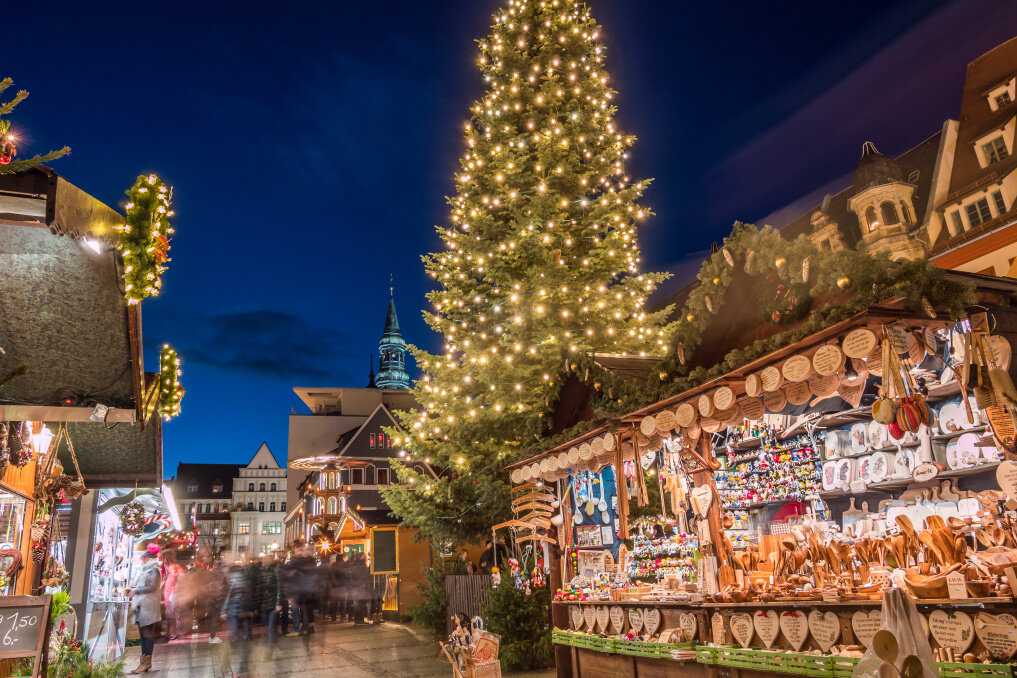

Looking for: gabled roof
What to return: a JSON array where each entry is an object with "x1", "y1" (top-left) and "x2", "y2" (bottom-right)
[
  {"x1": 170, "y1": 462, "x2": 243, "y2": 499},
  {"x1": 333, "y1": 403, "x2": 401, "y2": 458},
  {"x1": 246, "y1": 442, "x2": 280, "y2": 469}
]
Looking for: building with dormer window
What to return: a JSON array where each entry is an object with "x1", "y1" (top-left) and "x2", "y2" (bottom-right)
[{"x1": 230, "y1": 443, "x2": 287, "y2": 556}]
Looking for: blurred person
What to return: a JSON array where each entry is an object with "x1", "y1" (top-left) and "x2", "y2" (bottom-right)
[
  {"x1": 347, "y1": 552, "x2": 371, "y2": 625},
  {"x1": 174, "y1": 563, "x2": 199, "y2": 638},
  {"x1": 326, "y1": 554, "x2": 346, "y2": 622},
  {"x1": 223, "y1": 564, "x2": 254, "y2": 676},
  {"x1": 259, "y1": 556, "x2": 283, "y2": 658},
  {"x1": 159, "y1": 550, "x2": 185, "y2": 640},
  {"x1": 128, "y1": 549, "x2": 162, "y2": 673},
  {"x1": 283, "y1": 544, "x2": 318, "y2": 635},
  {"x1": 455, "y1": 549, "x2": 476, "y2": 575},
  {"x1": 195, "y1": 558, "x2": 227, "y2": 643}
]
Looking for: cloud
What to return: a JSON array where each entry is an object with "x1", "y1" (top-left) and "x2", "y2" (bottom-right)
[{"x1": 143, "y1": 309, "x2": 359, "y2": 382}]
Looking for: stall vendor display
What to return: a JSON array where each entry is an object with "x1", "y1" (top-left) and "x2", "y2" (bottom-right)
[{"x1": 508, "y1": 299, "x2": 1017, "y2": 678}]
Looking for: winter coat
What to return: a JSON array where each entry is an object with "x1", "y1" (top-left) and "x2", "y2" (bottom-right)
[
  {"x1": 346, "y1": 559, "x2": 371, "y2": 600},
  {"x1": 328, "y1": 561, "x2": 346, "y2": 597},
  {"x1": 131, "y1": 560, "x2": 163, "y2": 628},
  {"x1": 259, "y1": 564, "x2": 282, "y2": 613},
  {"x1": 163, "y1": 563, "x2": 185, "y2": 607},
  {"x1": 222, "y1": 567, "x2": 254, "y2": 618}
]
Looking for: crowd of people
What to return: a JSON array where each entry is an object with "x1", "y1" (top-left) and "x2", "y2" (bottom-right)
[{"x1": 128, "y1": 542, "x2": 383, "y2": 674}]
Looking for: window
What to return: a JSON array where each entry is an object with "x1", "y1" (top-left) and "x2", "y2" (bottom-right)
[
  {"x1": 370, "y1": 433, "x2": 376, "y2": 449},
  {"x1": 997, "y1": 91, "x2": 1012, "y2": 108},
  {"x1": 949, "y1": 210, "x2": 964, "y2": 234},
  {"x1": 258, "y1": 502, "x2": 265, "y2": 512},
  {"x1": 205, "y1": 503, "x2": 211, "y2": 513},
  {"x1": 899, "y1": 201, "x2": 911, "y2": 224},
  {"x1": 327, "y1": 496, "x2": 338, "y2": 514},
  {"x1": 270, "y1": 502, "x2": 276, "y2": 512},
  {"x1": 993, "y1": 190, "x2": 1007, "y2": 214},
  {"x1": 864, "y1": 206, "x2": 878, "y2": 231},
  {"x1": 261, "y1": 522, "x2": 282, "y2": 535},
  {"x1": 270, "y1": 483, "x2": 277, "y2": 492},
  {"x1": 377, "y1": 468, "x2": 390, "y2": 485},
  {"x1": 238, "y1": 522, "x2": 250, "y2": 535},
  {"x1": 212, "y1": 482, "x2": 222, "y2": 494},
  {"x1": 195, "y1": 503, "x2": 202, "y2": 514},
  {"x1": 880, "y1": 202, "x2": 899, "y2": 226},
  {"x1": 246, "y1": 502, "x2": 254, "y2": 510},
  {"x1": 351, "y1": 468, "x2": 365, "y2": 485},
  {"x1": 966, "y1": 198, "x2": 993, "y2": 227},
  {"x1": 365, "y1": 466, "x2": 376, "y2": 485},
  {"x1": 248, "y1": 483, "x2": 254, "y2": 491},
  {"x1": 212, "y1": 503, "x2": 219, "y2": 513},
  {"x1": 187, "y1": 481, "x2": 197, "y2": 493},
  {"x1": 983, "y1": 136, "x2": 1009, "y2": 165},
  {"x1": 259, "y1": 482, "x2": 266, "y2": 491},
  {"x1": 314, "y1": 498, "x2": 323, "y2": 515},
  {"x1": 328, "y1": 473, "x2": 335, "y2": 490},
  {"x1": 281, "y1": 502, "x2": 286, "y2": 512}
]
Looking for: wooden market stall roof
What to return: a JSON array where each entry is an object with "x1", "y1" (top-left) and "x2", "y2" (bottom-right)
[{"x1": 505, "y1": 270, "x2": 1017, "y2": 472}]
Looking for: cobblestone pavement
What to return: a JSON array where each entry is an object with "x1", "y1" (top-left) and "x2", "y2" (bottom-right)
[{"x1": 123, "y1": 621, "x2": 555, "y2": 678}]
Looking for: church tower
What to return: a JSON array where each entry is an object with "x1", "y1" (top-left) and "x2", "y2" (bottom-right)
[{"x1": 375, "y1": 288, "x2": 410, "y2": 389}]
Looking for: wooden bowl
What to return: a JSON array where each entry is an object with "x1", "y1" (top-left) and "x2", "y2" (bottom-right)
[
  {"x1": 966, "y1": 580, "x2": 993, "y2": 598},
  {"x1": 902, "y1": 571, "x2": 949, "y2": 599}
]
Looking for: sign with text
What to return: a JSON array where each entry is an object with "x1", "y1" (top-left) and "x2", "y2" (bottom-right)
[{"x1": 0, "y1": 595, "x2": 52, "y2": 678}]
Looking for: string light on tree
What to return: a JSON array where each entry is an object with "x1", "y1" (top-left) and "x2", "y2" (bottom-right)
[
  {"x1": 117, "y1": 174, "x2": 175, "y2": 304},
  {"x1": 381, "y1": 0, "x2": 675, "y2": 545},
  {"x1": 157, "y1": 344, "x2": 184, "y2": 421}
]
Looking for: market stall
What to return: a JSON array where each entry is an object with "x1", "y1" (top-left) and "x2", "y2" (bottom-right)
[{"x1": 505, "y1": 269, "x2": 1017, "y2": 678}]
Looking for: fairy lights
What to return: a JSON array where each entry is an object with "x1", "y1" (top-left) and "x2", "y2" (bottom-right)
[{"x1": 157, "y1": 344, "x2": 184, "y2": 421}]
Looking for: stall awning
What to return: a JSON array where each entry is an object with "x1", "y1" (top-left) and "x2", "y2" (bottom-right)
[{"x1": 53, "y1": 415, "x2": 163, "y2": 486}]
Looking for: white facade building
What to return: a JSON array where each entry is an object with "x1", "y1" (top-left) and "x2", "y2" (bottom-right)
[{"x1": 230, "y1": 443, "x2": 287, "y2": 556}]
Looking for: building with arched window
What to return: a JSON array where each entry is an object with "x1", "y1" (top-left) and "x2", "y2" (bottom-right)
[
  {"x1": 168, "y1": 461, "x2": 243, "y2": 557},
  {"x1": 230, "y1": 442, "x2": 287, "y2": 556}
]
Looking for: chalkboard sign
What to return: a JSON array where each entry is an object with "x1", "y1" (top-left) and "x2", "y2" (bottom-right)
[
  {"x1": 0, "y1": 595, "x2": 52, "y2": 677},
  {"x1": 371, "y1": 528, "x2": 397, "y2": 574}
]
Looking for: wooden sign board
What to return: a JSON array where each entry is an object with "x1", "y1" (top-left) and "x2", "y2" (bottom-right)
[{"x1": 0, "y1": 595, "x2": 52, "y2": 678}]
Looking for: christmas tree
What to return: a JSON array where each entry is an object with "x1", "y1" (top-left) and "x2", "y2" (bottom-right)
[
  {"x1": 383, "y1": 0, "x2": 674, "y2": 545},
  {"x1": 0, "y1": 77, "x2": 69, "y2": 174}
]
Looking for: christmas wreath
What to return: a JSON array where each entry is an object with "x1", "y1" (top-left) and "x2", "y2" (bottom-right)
[
  {"x1": 158, "y1": 345, "x2": 184, "y2": 420},
  {"x1": 117, "y1": 174, "x2": 174, "y2": 305},
  {"x1": 120, "y1": 502, "x2": 146, "y2": 537}
]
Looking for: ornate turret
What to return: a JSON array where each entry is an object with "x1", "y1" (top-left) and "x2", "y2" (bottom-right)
[
  {"x1": 375, "y1": 288, "x2": 410, "y2": 389},
  {"x1": 846, "y1": 141, "x2": 926, "y2": 260}
]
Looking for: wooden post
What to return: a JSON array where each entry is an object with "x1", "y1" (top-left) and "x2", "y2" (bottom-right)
[
  {"x1": 694, "y1": 434, "x2": 735, "y2": 589},
  {"x1": 615, "y1": 433, "x2": 629, "y2": 541}
]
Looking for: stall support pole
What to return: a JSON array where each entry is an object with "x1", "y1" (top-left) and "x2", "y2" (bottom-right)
[
  {"x1": 615, "y1": 435, "x2": 629, "y2": 541},
  {"x1": 695, "y1": 434, "x2": 734, "y2": 589}
]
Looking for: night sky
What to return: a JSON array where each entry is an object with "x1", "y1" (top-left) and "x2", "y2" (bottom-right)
[{"x1": 6, "y1": 1, "x2": 1017, "y2": 476}]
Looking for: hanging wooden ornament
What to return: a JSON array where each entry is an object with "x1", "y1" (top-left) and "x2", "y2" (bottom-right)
[{"x1": 872, "y1": 398, "x2": 897, "y2": 424}]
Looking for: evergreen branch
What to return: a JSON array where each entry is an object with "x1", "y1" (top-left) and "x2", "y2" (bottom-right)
[
  {"x1": 0, "y1": 364, "x2": 28, "y2": 390},
  {"x1": 0, "y1": 89, "x2": 28, "y2": 116},
  {"x1": 0, "y1": 146, "x2": 70, "y2": 175}
]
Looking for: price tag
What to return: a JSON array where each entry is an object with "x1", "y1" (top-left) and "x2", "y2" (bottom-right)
[
  {"x1": 947, "y1": 571, "x2": 968, "y2": 600},
  {"x1": 850, "y1": 479, "x2": 867, "y2": 494}
]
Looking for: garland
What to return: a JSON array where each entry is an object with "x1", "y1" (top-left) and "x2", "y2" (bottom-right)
[
  {"x1": 119, "y1": 501, "x2": 146, "y2": 537},
  {"x1": 117, "y1": 174, "x2": 174, "y2": 305},
  {"x1": 516, "y1": 222, "x2": 976, "y2": 460},
  {"x1": 158, "y1": 345, "x2": 184, "y2": 420}
]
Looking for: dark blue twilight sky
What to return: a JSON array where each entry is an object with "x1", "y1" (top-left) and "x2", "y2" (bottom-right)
[{"x1": 5, "y1": 1, "x2": 1017, "y2": 475}]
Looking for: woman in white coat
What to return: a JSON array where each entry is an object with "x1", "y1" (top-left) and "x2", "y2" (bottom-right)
[{"x1": 128, "y1": 549, "x2": 162, "y2": 673}]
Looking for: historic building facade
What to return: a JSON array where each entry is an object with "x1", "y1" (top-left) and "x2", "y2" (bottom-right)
[
  {"x1": 230, "y1": 443, "x2": 287, "y2": 556},
  {"x1": 168, "y1": 462, "x2": 242, "y2": 557},
  {"x1": 775, "y1": 35, "x2": 1017, "y2": 274}
]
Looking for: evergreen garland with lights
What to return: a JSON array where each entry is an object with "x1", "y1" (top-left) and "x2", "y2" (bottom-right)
[
  {"x1": 0, "y1": 77, "x2": 69, "y2": 174},
  {"x1": 381, "y1": 0, "x2": 676, "y2": 545},
  {"x1": 157, "y1": 344, "x2": 184, "y2": 420},
  {"x1": 117, "y1": 174, "x2": 174, "y2": 304}
]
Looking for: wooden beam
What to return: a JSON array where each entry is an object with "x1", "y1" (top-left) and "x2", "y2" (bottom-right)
[{"x1": 0, "y1": 405, "x2": 136, "y2": 423}]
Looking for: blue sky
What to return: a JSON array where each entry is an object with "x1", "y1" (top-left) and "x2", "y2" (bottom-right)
[{"x1": 5, "y1": 0, "x2": 1017, "y2": 475}]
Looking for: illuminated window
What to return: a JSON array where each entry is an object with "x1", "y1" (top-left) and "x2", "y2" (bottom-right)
[
  {"x1": 212, "y1": 482, "x2": 223, "y2": 494},
  {"x1": 238, "y1": 522, "x2": 250, "y2": 535},
  {"x1": 262, "y1": 522, "x2": 282, "y2": 535},
  {"x1": 370, "y1": 433, "x2": 376, "y2": 449},
  {"x1": 314, "y1": 497, "x2": 324, "y2": 515},
  {"x1": 864, "y1": 206, "x2": 878, "y2": 231},
  {"x1": 327, "y1": 496, "x2": 338, "y2": 514}
]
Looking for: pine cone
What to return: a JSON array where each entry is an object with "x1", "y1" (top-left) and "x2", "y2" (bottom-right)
[
  {"x1": 744, "y1": 249, "x2": 755, "y2": 272},
  {"x1": 705, "y1": 296, "x2": 713, "y2": 313},
  {"x1": 802, "y1": 257, "x2": 810, "y2": 284},
  {"x1": 921, "y1": 297, "x2": 936, "y2": 319},
  {"x1": 723, "y1": 248, "x2": 734, "y2": 267}
]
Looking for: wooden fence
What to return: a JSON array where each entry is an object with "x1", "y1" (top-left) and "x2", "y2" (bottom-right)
[{"x1": 444, "y1": 575, "x2": 492, "y2": 634}]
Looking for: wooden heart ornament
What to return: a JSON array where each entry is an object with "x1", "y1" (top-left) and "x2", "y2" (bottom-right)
[
  {"x1": 596, "y1": 606, "x2": 610, "y2": 633},
  {"x1": 690, "y1": 485, "x2": 713, "y2": 518},
  {"x1": 753, "y1": 610, "x2": 779, "y2": 649},
  {"x1": 583, "y1": 606, "x2": 596, "y2": 631},
  {"x1": 730, "y1": 613, "x2": 753, "y2": 648},
  {"x1": 610, "y1": 607, "x2": 626, "y2": 634},
  {"x1": 643, "y1": 608, "x2": 662, "y2": 637},
  {"x1": 975, "y1": 612, "x2": 1017, "y2": 660},
  {"x1": 679, "y1": 612, "x2": 698, "y2": 642},
  {"x1": 570, "y1": 605, "x2": 583, "y2": 630},
  {"x1": 929, "y1": 610, "x2": 974, "y2": 654},
  {"x1": 808, "y1": 609, "x2": 841, "y2": 653},
  {"x1": 780, "y1": 610, "x2": 808, "y2": 651},
  {"x1": 628, "y1": 608, "x2": 645, "y2": 635},
  {"x1": 851, "y1": 610, "x2": 881, "y2": 648}
]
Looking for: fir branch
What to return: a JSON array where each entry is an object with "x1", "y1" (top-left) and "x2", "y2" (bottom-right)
[{"x1": 0, "y1": 147, "x2": 70, "y2": 175}]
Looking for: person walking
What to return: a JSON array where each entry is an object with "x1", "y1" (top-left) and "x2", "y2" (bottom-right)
[
  {"x1": 258, "y1": 557, "x2": 282, "y2": 658},
  {"x1": 128, "y1": 548, "x2": 162, "y2": 674},
  {"x1": 327, "y1": 554, "x2": 345, "y2": 622},
  {"x1": 160, "y1": 550, "x2": 185, "y2": 640},
  {"x1": 223, "y1": 564, "x2": 254, "y2": 676},
  {"x1": 347, "y1": 553, "x2": 370, "y2": 625}
]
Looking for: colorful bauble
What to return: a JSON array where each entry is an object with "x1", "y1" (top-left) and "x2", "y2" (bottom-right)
[
  {"x1": 872, "y1": 397, "x2": 898, "y2": 425},
  {"x1": 911, "y1": 395, "x2": 933, "y2": 427},
  {"x1": 120, "y1": 502, "x2": 146, "y2": 537}
]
